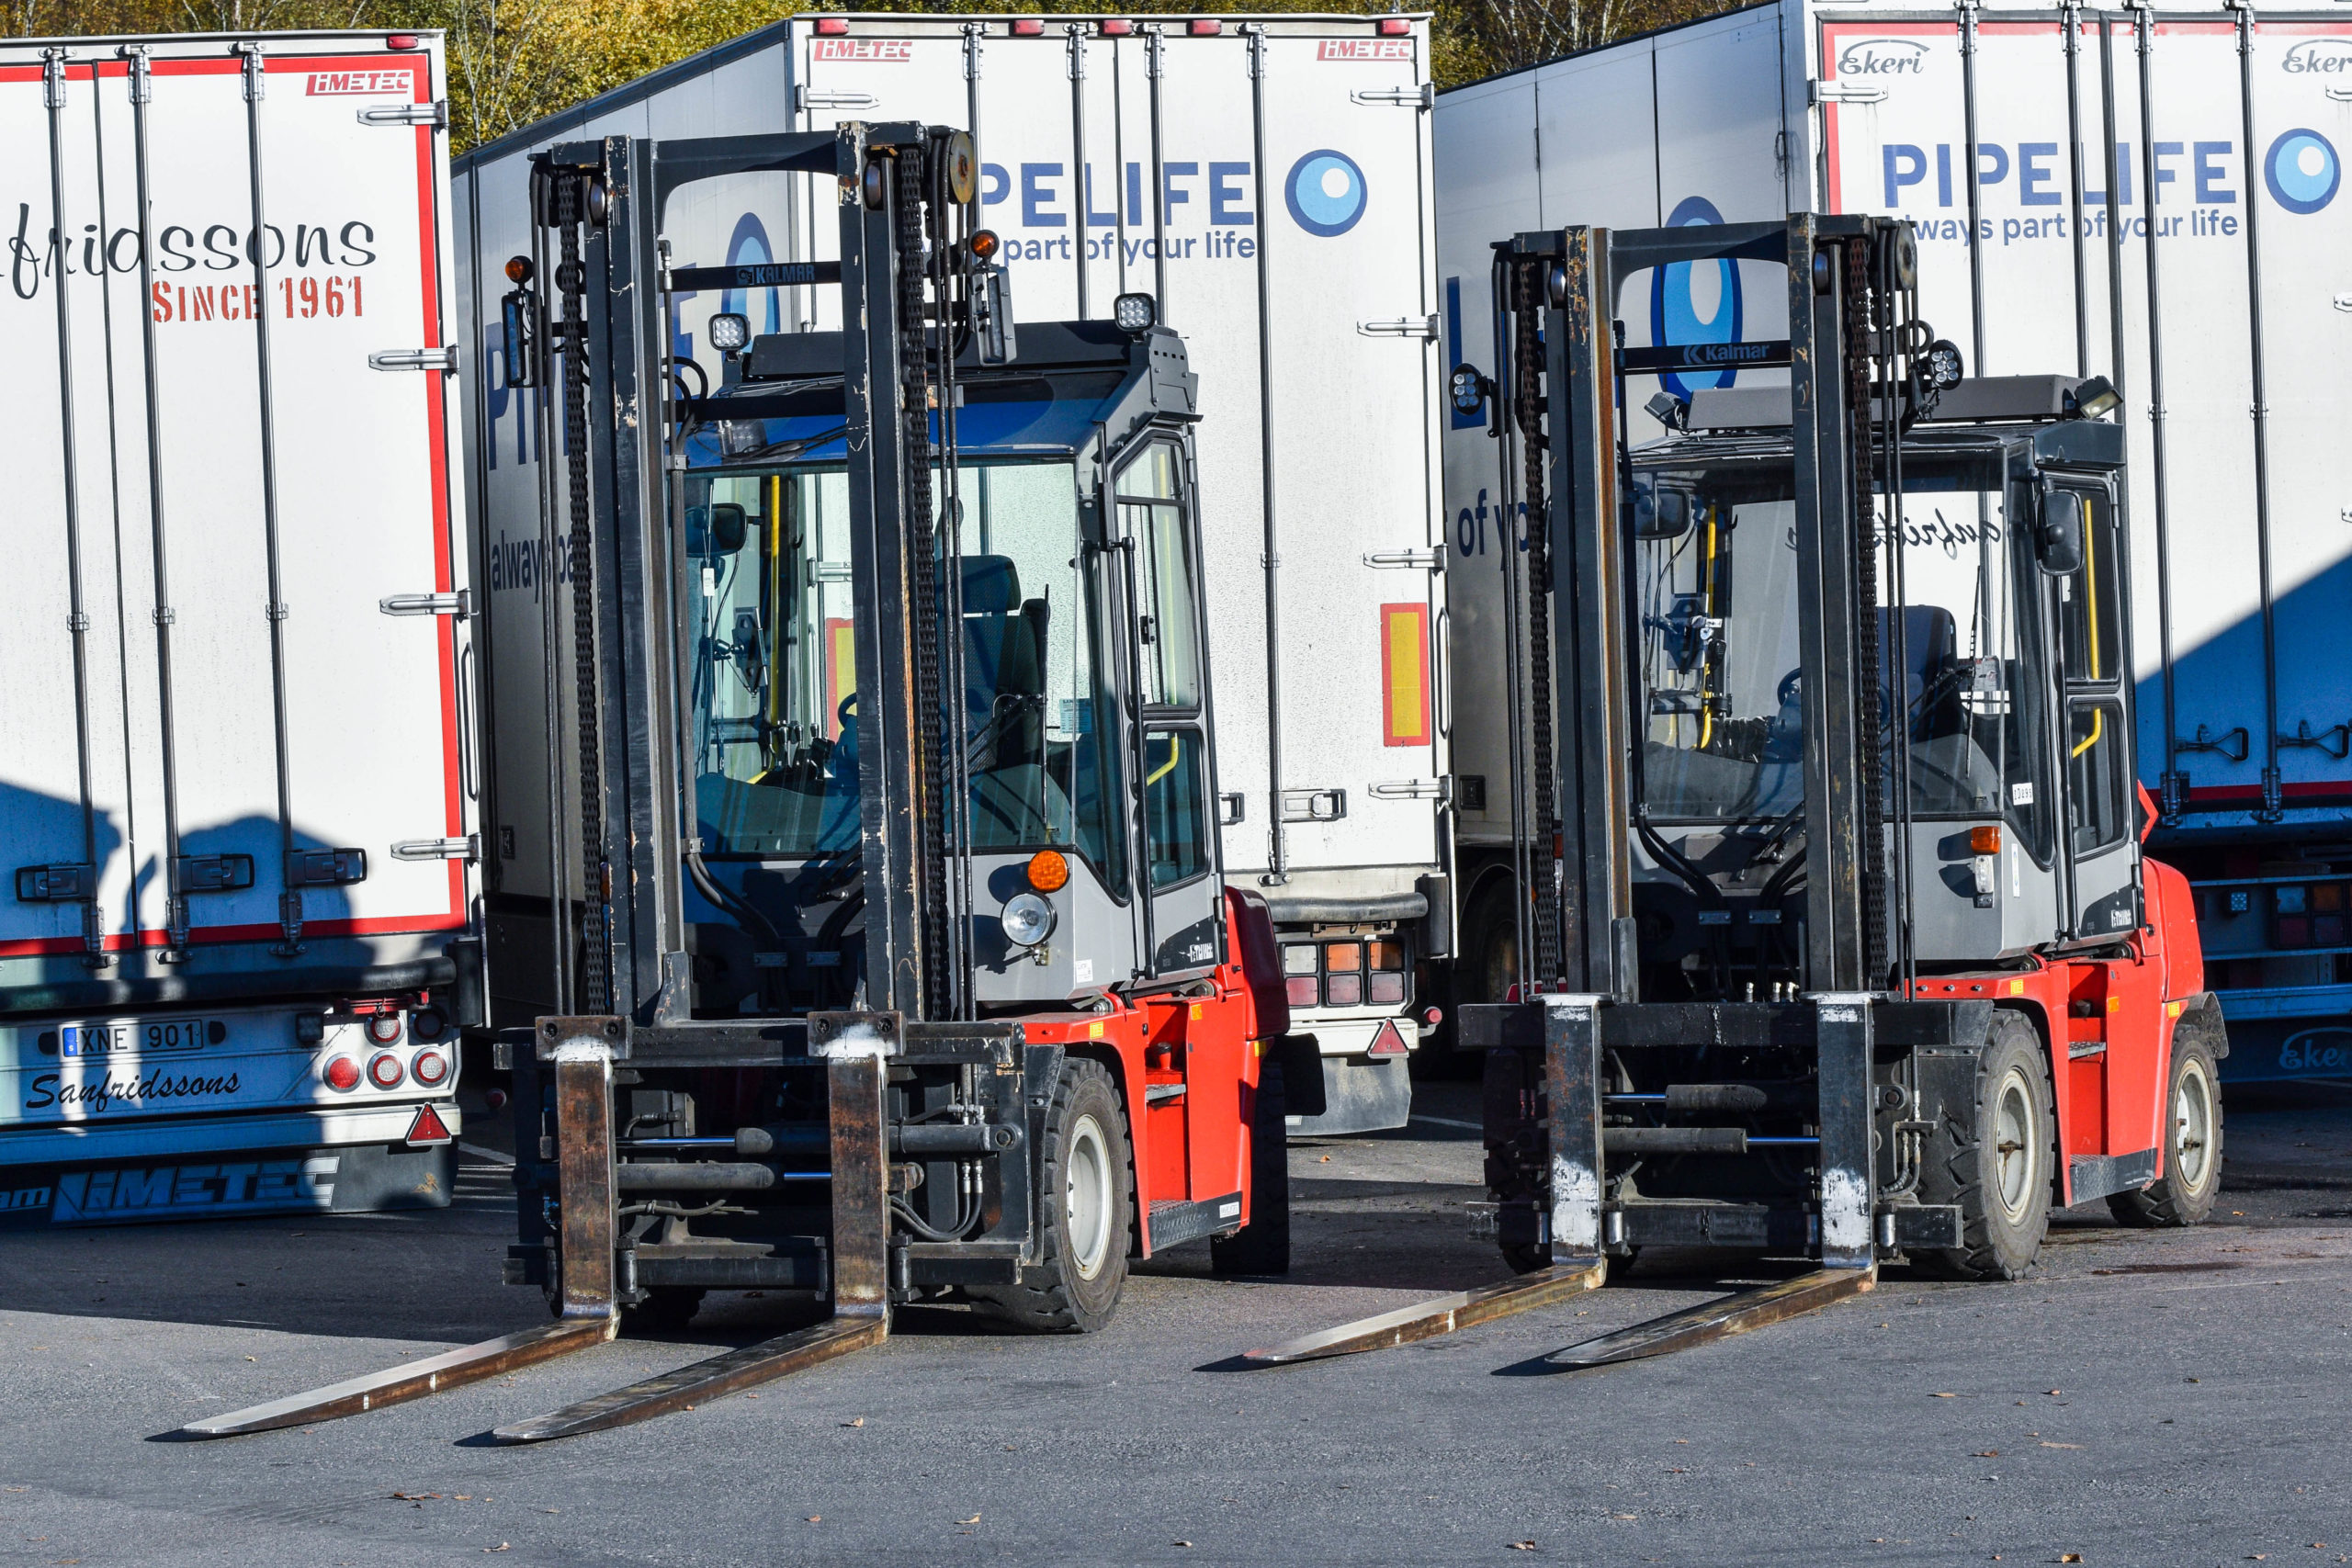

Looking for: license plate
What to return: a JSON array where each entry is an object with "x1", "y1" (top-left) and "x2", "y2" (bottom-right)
[{"x1": 59, "y1": 1017, "x2": 215, "y2": 1059}]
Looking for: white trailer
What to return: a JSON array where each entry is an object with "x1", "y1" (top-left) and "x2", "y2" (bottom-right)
[
  {"x1": 0, "y1": 29, "x2": 477, "y2": 1226},
  {"x1": 1436, "y1": 0, "x2": 2352, "y2": 1077},
  {"x1": 454, "y1": 12, "x2": 1447, "y2": 1132}
]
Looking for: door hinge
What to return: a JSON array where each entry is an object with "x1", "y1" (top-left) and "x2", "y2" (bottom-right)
[
  {"x1": 1358, "y1": 315, "x2": 1440, "y2": 341},
  {"x1": 1281, "y1": 788, "x2": 1348, "y2": 823},
  {"x1": 393, "y1": 835, "x2": 480, "y2": 863},
  {"x1": 1350, "y1": 83, "x2": 1434, "y2": 109},
  {"x1": 379, "y1": 590, "x2": 471, "y2": 617},
  {"x1": 1362, "y1": 546, "x2": 1443, "y2": 570},
  {"x1": 1369, "y1": 778, "x2": 1452, "y2": 803},
  {"x1": 369, "y1": 345, "x2": 458, "y2": 373},
  {"x1": 358, "y1": 100, "x2": 447, "y2": 129},
  {"x1": 797, "y1": 87, "x2": 879, "y2": 113}
]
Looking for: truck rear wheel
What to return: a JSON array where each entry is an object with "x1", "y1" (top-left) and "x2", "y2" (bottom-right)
[
  {"x1": 1916, "y1": 1010, "x2": 2053, "y2": 1280},
  {"x1": 971, "y1": 1059, "x2": 1132, "y2": 1333},
  {"x1": 1212, "y1": 1059, "x2": 1291, "y2": 1276},
  {"x1": 2109, "y1": 1021, "x2": 2223, "y2": 1228}
]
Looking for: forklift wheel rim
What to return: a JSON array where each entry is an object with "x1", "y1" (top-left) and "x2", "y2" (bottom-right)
[
  {"x1": 2173, "y1": 1054, "x2": 2215, "y2": 1191},
  {"x1": 1068, "y1": 1113, "x2": 1114, "y2": 1280},
  {"x1": 1993, "y1": 1068, "x2": 2038, "y2": 1224}
]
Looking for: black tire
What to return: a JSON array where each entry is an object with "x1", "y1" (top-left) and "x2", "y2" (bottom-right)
[
  {"x1": 2108, "y1": 1016, "x2": 2224, "y2": 1228},
  {"x1": 1460, "y1": 874, "x2": 1522, "y2": 1010},
  {"x1": 1212, "y1": 1062, "x2": 1291, "y2": 1276},
  {"x1": 622, "y1": 1287, "x2": 706, "y2": 1332},
  {"x1": 1500, "y1": 1241, "x2": 1552, "y2": 1274},
  {"x1": 1916, "y1": 1010, "x2": 2055, "y2": 1281},
  {"x1": 971, "y1": 1058, "x2": 1133, "y2": 1332}
]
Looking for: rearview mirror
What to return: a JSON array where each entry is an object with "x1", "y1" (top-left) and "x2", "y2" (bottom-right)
[
  {"x1": 1633, "y1": 482, "x2": 1693, "y2": 540},
  {"x1": 688, "y1": 502, "x2": 748, "y2": 556},
  {"x1": 2036, "y1": 490, "x2": 2085, "y2": 576}
]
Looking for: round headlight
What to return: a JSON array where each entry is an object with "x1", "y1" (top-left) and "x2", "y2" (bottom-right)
[{"x1": 1001, "y1": 891, "x2": 1056, "y2": 949}]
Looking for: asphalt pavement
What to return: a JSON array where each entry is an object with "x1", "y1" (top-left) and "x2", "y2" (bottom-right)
[{"x1": 3, "y1": 1077, "x2": 2349, "y2": 1567}]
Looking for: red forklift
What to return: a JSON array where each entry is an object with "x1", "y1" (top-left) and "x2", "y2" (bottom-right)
[
  {"x1": 178, "y1": 119, "x2": 1302, "y2": 1441},
  {"x1": 1248, "y1": 215, "x2": 2225, "y2": 1368}
]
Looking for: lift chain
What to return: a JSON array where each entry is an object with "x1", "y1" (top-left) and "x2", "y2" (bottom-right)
[
  {"x1": 1844, "y1": 236, "x2": 1891, "y2": 986},
  {"x1": 551, "y1": 173, "x2": 610, "y2": 1014},
  {"x1": 891, "y1": 143, "x2": 953, "y2": 1021},
  {"x1": 1513, "y1": 259, "x2": 1564, "y2": 983}
]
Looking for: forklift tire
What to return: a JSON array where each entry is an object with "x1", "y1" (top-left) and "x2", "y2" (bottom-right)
[
  {"x1": 1499, "y1": 1242, "x2": 1552, "y2": 1275},
  {"x1": 1916, "y1": 1010, "x2": 2054, "y2": 1281},
  {"x1": 623, "y1": 1287, "x2": 706, "y2": 1332},
  {"x1": 971, "y1": 1059, "x2": 1133, "y2": 1333},
  {"x1": 2108, "y1": 1023, "x2": 2223, "y2": 1228},
  {"x1": 1212, "y1": 1060, "x2": 1291, "y2": 1276}
]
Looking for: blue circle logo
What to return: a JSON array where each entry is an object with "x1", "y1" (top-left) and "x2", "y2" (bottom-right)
[
  {"x1": 2266, "y1": 129, "x2": 2339, "y2": 214},
  {"x1": 1649, "y1": 196, "x2": 1744, "y2": 399},
  {"x1": 1285, "y1": 151, "x2": 1367, "y2": 237}
]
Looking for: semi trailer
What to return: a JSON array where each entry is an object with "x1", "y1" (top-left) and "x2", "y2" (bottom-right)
[
  {"x1": 455, "y1": 11, "x2": 1448, "y2": 1134},
  {"x1": 182, "y1": 118, "x2": 1301, "y2": 1443},
  {"x1": 1435, "y1": 0, "x2": 2352, "y2": 1081},
  {"x1": 0, "y1": 28, "x2": 477, "y2": 1228}
]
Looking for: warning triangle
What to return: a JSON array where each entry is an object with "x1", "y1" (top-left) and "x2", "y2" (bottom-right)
[
  {"x1": 405, "y1": 1104, "x2": 454, "y2": 1146},
  {"x1": 1367, "y1": 1019, "x2": 1410, "y2": 1057}
]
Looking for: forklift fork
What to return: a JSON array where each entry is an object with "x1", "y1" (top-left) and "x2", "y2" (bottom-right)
[{"x1": 179, "y1": 1019, "x2": 892, "y2": 1441}]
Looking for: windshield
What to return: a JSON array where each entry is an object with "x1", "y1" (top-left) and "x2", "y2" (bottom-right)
[
  {"x1": 685, "y1": 459, "x2": 1124, "y2": 880},
  {"x1": 1634, "y1": 452, "x2": 2040, "y2": 830}
]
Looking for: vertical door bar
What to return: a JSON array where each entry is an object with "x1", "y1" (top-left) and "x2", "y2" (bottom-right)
[
  {"x1": 1245, "y1": 25, "x2": 1287, "y2": 886},
  {"x1": 1489, "y1": 250, "x2": 1532, "y2": 993},
  {"x1": 123, "y1": 44, "x2": 191, "y2": 961},
  {"x1": 1067, "y1": 26, "x2": 1091, "y2": 319},
  {"x1": 40, "y1": 50, "x2": 110, "y2": 968},
  {"x1": 2133, "y1": 6, "x2": 2187, "y2": 816},
  {"x1": 2233, "y1": 5, "x2": 2283, "y2": 818},
  {"x1": 1146, "y1": 27, "x2": 1170, "y2": 316},
  {"x1": 2064, "y1": 1, "x2": 2089, "y2": 377},
  {"x1": 231, "y1": 43, "x2": 306, "y2": 958}
]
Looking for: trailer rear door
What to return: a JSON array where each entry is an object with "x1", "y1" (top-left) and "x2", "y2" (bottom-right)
[{"x1": 0, "y1": 36, "x2": 469, "y2": 980}]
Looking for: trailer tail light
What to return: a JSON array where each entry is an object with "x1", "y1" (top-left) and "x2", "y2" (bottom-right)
[
  {"x1": 1285, "y1": 976, "x2": 1318, "y2": 1009},
  {"x1": 2314, "y1": 883, "x2": 2346, "y2": 947},
  {"x1": 1282, "y1": 944, "x2": 1317, "y2": 976},
  {"x1": 1324, "y1": 972, "x2": 1363, "y2": 1007},
  {"x1": 1100, "y1": 17, "x2": 1133, "y2": 35},
  {"x1": 1011, "y1": 17, "x2": 1045, "y2": 35},
  {"x1": 366, "y1": 1011, "x2": 404, "y2": 1044},
  {"x1": 323, "y1": 1056, "x2": 361, "y2": 1092},
  {"x1": 411, "y1": 1049, "x2": 449, "y2": 1089},
  {"x1": 410, "y1": 1009, "x2": 447, "y2": 1043},
  {"x1": 1369, "y1": 971, "x2": 1407, "y2": 1005},
  {"x1": 812, "y1": 15, "x2": 848, "y2": 34},
  {"x1": 386, "y1": 32, "x2": 419, "y2": 49},
  {"x1": 368, "y1": 1053, "x2": 405, "y2": 1089},
  {"x1": 1324, "y1": 941, "x2": 1362, "y2": 972},
  {"x1": 1376, "y1": 16, "x2": 1411, "y2": 35},
  {"x1": 1188, "y1": 17, "x2": 1222, "y2": 36}
]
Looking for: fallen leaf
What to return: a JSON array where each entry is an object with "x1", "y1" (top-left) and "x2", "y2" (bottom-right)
[
  {"x1": 1319, "y1": 1155, "x2": 1331, "y2": 1163},
  {"x1": 456, "y1": 1495, "x2": 472, "y2": 1501},
  {"x1": 959, "y1": 1515, "x2": 982, "y2": 1526},
  {"x1": 391, "y1": 1493, "x2": 444, "y2": 1502},
  {"x1": 1173, "y1": 1541, "x2": 1193, "y2": 1549},
  {"x1": 486, "y1": 1548, "x2": 509, "y2": 1556},
  {"x1": 2040, "y1": 1442, "x2": 2081, "y2": 1450},
  {"x1": 1507, "y1": 1544, "x2": 1537, "y2": 1552},
  {"x1": 2061, "y1": 1556, "x2": 2082, "y2": 1563},
  {"x1": 2188, "y1": 1378, "x2": 2201, "y2": 1384},
  {"x1": 1611, "y1": 1513, "x2": 1637, "y2": 1519},
  {"x1": 542, "y1": 1510, "x2": 559, "y2": 1516},
  {"x1": 1933, "y1": 1392, "x2": 1957, "y2": 1398},
  {"x1": 243, "y1": 1356, "x2": 256, "y2": 1362},
  {"x1": 1672, "y1": 1438, "x2": 1689, "y2": 1445},
  {"x1": 842, "y1": 1417, "x2": 865, "y2": 1427},
  {"x1": 1973, "y1": 1450, "x2": 2000, "y2": 1459},
  {"x1": 2046, "y1": 1390, "x2": 2062, "y2": 1396},
  {"x1": 806, "y1": 1517, "x2": 820, "y2": 1524}
]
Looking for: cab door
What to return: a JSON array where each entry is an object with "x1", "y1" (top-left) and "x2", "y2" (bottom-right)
[
  {"x1": 2051, "y1": 480, "x2": 2138, "y2": 940},
  {"x1": 1114, "y1": 436, "x2": 1222, "y2": 980}
]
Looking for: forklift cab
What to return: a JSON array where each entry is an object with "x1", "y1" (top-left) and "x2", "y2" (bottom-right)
[
  {"x1": 1624, "y1": 387, "x2": 2134, "y2": 997},
  {"x1": 679, "y1": 321, "x2": 1218, "y2": 1018}
]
